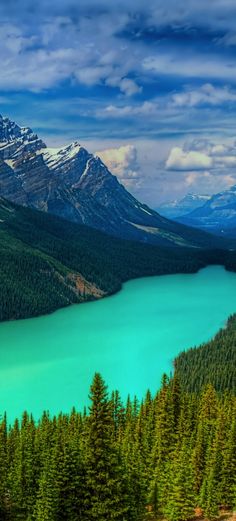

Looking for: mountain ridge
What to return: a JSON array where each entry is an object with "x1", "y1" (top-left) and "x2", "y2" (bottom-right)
[
  {"x1": 177, "y1": 185, "x2": 236, "y2": 233},
  {"x1": 157, "y1": 193, "x2": 211, "y2": 219},
  {"x1": 0, "y1": 114, "x2": 224, "y2": 248}
]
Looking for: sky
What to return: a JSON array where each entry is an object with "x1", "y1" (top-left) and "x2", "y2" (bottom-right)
[{"x1": 1, "y1": 0, "x2": 236, "y2": 207}]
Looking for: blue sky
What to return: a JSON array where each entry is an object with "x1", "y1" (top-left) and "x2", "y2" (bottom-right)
[{"x1": 1, "y1": 0, "x2": 236, "y2": 205}]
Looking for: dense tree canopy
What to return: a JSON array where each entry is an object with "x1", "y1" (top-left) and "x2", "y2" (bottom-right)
[
  {"x1": 0, "y1": 198, "x2": 208, "y2": 322},
  {"x1": 175, "y1": 315, "x2": 236, "y2": 394},
  {"x1": 0, "y1": 374, "x2": 235, "y2": 520}
]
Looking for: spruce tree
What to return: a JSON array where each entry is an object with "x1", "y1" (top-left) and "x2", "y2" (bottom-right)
[
  {"x1": 165, "y1": 442, "x2": 195, "y2": 521},
  {"x1": 0, "y1": 414, "x2": 8, "y2": 519},
  {"x1": 85, "y1": 373, "x2": 127, "y2": 521}
]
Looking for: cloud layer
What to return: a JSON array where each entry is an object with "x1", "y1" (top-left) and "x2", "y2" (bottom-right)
[
  {"x1": 1, "y1": 0, "x2": 236, "y2": 94},
  {"x1": 1, "y1": 0, "x2": 236, "y2": 206}
]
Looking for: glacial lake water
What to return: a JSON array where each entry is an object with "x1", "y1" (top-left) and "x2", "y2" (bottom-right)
[{"x1": 0, "y1": 265, "x2": 236, "y2": 422}]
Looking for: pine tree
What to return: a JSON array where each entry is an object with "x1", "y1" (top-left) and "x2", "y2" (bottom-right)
[
  {"x1": 220, "y1": 410, "x2": 236, "y2": 508},
  {"x1": 33, "y1": 446, "x2": 59, "y2": 521},
  {"x1": 165, "y1": 442, "x2": 195, "y2": 521},
  {"x1": 84, "y1": 373, "x2": 128, "y2": 521},
  {"x1": 0, "y1": 414, "x2": 8, "y2": 519}
]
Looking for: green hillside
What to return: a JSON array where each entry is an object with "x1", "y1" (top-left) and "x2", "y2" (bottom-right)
[
  {"x1": 2, "y1": 197, "x2": 236, "y2": 323},
  {"x1": 0, "y1": 197, "x2": 210, "y2": 322},
  {"x1": 175, "y1": 315, "x2": 236, "y2": 393}
]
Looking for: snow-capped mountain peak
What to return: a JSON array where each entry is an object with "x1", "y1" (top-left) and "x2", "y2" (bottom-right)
[
  {"x1": 42, "y1": 142, "x2": 84, "y2": 169},
  {"x1": 157, "y1": 193, "x2": 211, "y2": 219},
  {"x1": 177, "y1": 184, "x2": 236, "y2": 232},
  {"x1": 0, "y1": 115, "x2": 45, "y2": 161},
  {"x1": 0, "y1": 114, "x2": 217, "y2": 247}
]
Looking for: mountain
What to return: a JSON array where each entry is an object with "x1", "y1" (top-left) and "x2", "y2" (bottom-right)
[
  {"x1": 0, "y1": 115, "x2": 222, "y2": 248},
  {"x1": 0, "y1": 197, "x2": 213, "y2": 322},
  {"x1": 157, "y1": 193, "x2": 211, "y2": 219},
  {"x1": 178, "y1": 185, "x2": 236, "y2": 232}
]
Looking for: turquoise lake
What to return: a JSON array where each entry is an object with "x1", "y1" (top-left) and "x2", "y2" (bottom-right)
[{"x1": 1, "y1": 265, "x2": 236, "y2": 422}]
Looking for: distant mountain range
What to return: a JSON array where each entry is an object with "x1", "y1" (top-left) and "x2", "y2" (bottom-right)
[
  {"x1": 157, "y1": 193, "x2": 211, "y2": 219},
  {"x1": 0, "y1": 114, "x2": 221, "y2": 248},
  {"x1": 176, "y1": 186, "x2": 236, "y2": 235},
  {"x1": 158, "y1": 186, "x2": 236, "y2": 238}
]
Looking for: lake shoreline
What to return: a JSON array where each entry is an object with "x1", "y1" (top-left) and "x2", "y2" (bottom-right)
[
  {"x1": 1, "y1": 259, "x2": 231, "y2": 324},
  {"x1": 1, "y1": 264, "x2": 236, "y2": 422}
]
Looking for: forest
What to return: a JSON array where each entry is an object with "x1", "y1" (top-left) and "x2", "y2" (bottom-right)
[
  {"x1": 2, "y1": 197, "x2": 236, "y2": 322},
  {"x1": 0, "y1": 372, "x2": 235, "y2": 521},
  {"x1": 0, "y1": 198, "x2": 206, "y2": 322},
  {"x1": 175, "y1": 315, "x2": 236, "y2": 394}
]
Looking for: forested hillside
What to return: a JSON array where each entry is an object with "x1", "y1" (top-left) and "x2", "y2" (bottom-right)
[
  {"x1": 0, "y1": 198, "x2": 210, "y2": 322},
  {"x1": 0, "y1": 373, "x2": 235, "y2": 521},
  {"x1": 175, "y1": 315, "x2": 236, "y2": 394}
]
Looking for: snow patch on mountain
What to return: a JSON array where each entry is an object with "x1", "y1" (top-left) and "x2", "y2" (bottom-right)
[
  {"x1": 157, "y1": 193, "x2": 211, "y2": 219},
  {"x1": 42, "y1": 142, "x2": 83, "y2": 169},
  {"x1": 178, "y1": 184, "x2": 236, "y2": 231},
  {"x1": 0, "y1": 113, "x2": 219, "y2": 248}
]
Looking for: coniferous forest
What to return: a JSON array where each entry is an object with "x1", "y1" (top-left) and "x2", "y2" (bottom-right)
[
  {"x1": 1, "y1": 197, "x2": 236, "y2": 323},
  {"x1": 0, "y1": 373, "x2": 235, "y2": 521},
  {"x1": 175, "y1": 315, "x2": 236, "y2": 394}
]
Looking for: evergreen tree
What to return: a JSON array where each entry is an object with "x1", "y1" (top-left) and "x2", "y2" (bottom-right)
[
  {"x1": 165, "y1": 442, "x2": 195, "y2": 521},
  {"x1": 33, "y1": 448, "x2": 59, "y2": 521},
  {"x1": 0, "y1": 414, "x2": 8, "y2": 519},
  {"x1": 0, "y1": 373, "x2": 233, "y2": 520},
  {"x1": 85, "y1": 373, "x2": 127, "y2": 521}
]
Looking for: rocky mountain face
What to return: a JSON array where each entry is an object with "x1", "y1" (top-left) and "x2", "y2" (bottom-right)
[
  {"x1": 178, "y1": 186, "x2": 236, "y2": 232},
  {"x1": 0, "y1": 115, "x2": 220, "y2": 248},
  {"x1": 157, "y1": 193, "x2": 211, "y2": 219}
]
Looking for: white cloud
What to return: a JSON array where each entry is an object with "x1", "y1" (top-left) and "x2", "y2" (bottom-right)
[
  {"x1": 164, "y1": 138, "x2": 236, "y2": 200},
  {"x1": 166, "y1": 147, "x2": 213, "y2": 171},
  {"x1": 166, "y1": 139, "x2": 236, "y2": 173},
  {"x1": 2, "y1": 7, "x2": 236, "y2": 97},
  {"x1": 119, "y1": 78, "x2": 142, "y2": 96},
  {"x1": 0, "y1": 18, "x2": 142, "y2": 95},
  {"x1": 95, "y1": 144, "x2": 141, "y2": 188},
  {"x1": 184, "y1": 170, "x2": 236, "y2": 193},
  {"x1": 143, "y1": 53, "x2": 236, "y2": 82},
  {"x1": 97, "y1": 101, "x2": 159, "y2": 118},
  {"x1": 75, "y1": 66, "x2": 111, "y2": 87},
  {"x1": 217, "y1": 155, "x2": 236, "y2": 166},
  {"x1": 104, "y1": 76, "x2": 142, "y2": 96},
  {"x1": 94, "y1": 82, "x2": 236, "y2": 125},
  {"x1": 210, "y1": 144, "x2": 230, "y2": 156},
  {"x1": 170, "y1": 84, "x2": 236, "y2": 107}
]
